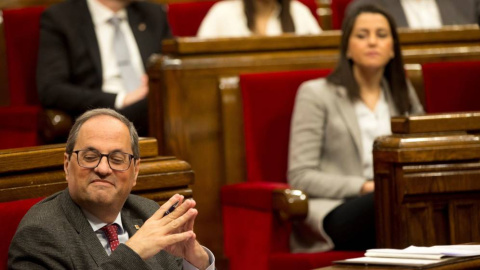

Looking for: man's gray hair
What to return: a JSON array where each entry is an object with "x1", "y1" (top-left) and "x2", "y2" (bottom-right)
[{"x1": 65, "y1": 108, "x2": 139, "y2": 159}]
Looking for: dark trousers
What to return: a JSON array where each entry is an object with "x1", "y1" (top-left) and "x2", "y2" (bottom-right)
[{"x1": 323, "y1": 192, "x2": 376, "y2": 250}]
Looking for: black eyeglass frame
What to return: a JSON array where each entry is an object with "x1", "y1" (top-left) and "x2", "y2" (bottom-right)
[{"x1": 72, "y1": 150, "x2": 136, "y2": 171}]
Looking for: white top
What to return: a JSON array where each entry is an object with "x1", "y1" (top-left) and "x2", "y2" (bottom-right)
[
  {"x1": 86, "y1": 0, "x2": 145, "y2": 109},
  {"x1": 400, "y1": 0, "x2": 442, "y2": 29},
  {"x1": 83, "y1": 210, "x2": 215, "y2": 270},
  {"x1": 197, "y1": 0, "x2": 322, "y2": 38},
  {"x1": 353, "y1": 90, "x2": 391, "y2": 179}
]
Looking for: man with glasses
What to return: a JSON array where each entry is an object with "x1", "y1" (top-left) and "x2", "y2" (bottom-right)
[{"x1": 9, "y1": 108, "x2": 215, "y2": 270}]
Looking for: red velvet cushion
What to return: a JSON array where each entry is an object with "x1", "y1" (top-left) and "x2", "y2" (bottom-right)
[
  {"x1": 3, "y1": 6, "x2": 45, "y2": 106},
  {"x1": 0, "y1": 197, "x2": 43, "y2": 270},
  {"x1": 240, "y1": 69, "x2": 331, "y2": 183},
  {"x1": 331, "y1": 0, "x2": 353, "y2": 29},
  {"x1": 422, "y1": 61, "x2": 480, "y2": 113},
  {"x1": 167, "y1": 0, "x2": 218, "y2": 37}
]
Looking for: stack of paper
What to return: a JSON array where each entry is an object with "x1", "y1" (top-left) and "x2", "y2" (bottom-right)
[{"x1": 335, "y1": 245, "x2": 480, "y2": 267}]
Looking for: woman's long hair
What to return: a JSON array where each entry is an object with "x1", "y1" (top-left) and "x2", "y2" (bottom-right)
[
  {"x1": 327, "y1": 4, "x2": 411, "y2": 114},
  {"x1": 243, "y1": 0, "x2": 295, "y2": 33}
]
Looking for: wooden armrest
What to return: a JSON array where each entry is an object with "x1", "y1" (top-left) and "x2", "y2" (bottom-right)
[
  {"x1": 272, "y1": 188, "x2": 308, "y2": 221},
  {"x1": 38, "y1": 109, "x2": 73, "y2": 144}
]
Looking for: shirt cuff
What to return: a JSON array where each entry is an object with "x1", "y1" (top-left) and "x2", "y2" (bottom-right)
[
  {"x1": 114, "y1": 92, "x2": 126, "y2": 109},
  {"x1": 182, "y1": 246, "x2": 215, "y2": 270}
]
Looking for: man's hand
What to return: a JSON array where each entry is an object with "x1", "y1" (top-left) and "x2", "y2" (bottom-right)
[
  {"x1": 164, "y1": 198, "x2": 209, "y2": 270},
  {"x1": 125, "y1": 194, "x2": 209, "y2": 269},
  {"x1": 123, "y1": 74, "x2": 149, "y2": 108}
]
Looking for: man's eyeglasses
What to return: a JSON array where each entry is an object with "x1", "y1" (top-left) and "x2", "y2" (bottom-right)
[{"x1": 72, "y1": 150, "x2": 135, "y2": 171}]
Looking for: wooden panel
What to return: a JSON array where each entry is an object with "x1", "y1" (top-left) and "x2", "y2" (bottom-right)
[
  {"x1": 374, "y1": 114, "x2": 480, "y2": 248},
  {"x1": 449, "y1": 200, "x2": 480, "y2": 244},
  {"x1": 404, "y1": 202, "x2": 435, "y2": 246}
]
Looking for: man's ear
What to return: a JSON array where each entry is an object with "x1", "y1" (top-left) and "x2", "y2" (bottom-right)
[
  {"x1": 132, "y1": 158, "x2": 140, "y2": 187},
  {"x1": 64, "y1": 153, "x2": 70, "y2": 180}
]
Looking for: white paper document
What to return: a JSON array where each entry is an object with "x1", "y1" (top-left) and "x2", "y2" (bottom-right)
[
  {"x1": 365, "y1": 245, "x2": 480, "y2": 259},
  {"x1": 334, "y1": 245, "x2": 480, "y2": 267}
]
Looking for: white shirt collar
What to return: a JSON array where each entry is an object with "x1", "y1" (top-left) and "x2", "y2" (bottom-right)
[
  {"x1": 83, "y1": 208, "x2": 125, "y2": 234},
  {"x1": 87, "y1": 0, "x2": 128, "y2": 26}
]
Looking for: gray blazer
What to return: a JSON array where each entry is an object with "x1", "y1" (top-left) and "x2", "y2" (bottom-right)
[
  {"x1": 347, "y1": 0, "x2": 480, "y2": 27},
  {"x1": 287, "y1": 78, "x2": 424, "y2": 252},
  {"x1": 8, "y1": 189, "x2": 182, "y2": 270}
]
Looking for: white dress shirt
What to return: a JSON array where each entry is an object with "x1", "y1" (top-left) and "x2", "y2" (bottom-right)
[
  {"x1": 354, "y1": 90, "x2": 391, "y2": 180},
  {"x1": 197, "y1": 0, "x2": 321, "y2": 38},
  {"x1": 86, "y1": 0, "x2": 145, "y2": 109},
  {"x1": 83, "y1": 210, "x2": 215, "y2": 270},
  {"x1": 400, "y1": 0, "x2": 443, "y2": 29}
]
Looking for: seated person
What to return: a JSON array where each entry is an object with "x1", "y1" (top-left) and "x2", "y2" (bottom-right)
[
  {"x1": 287, "y1": 5, "x2": 424, "y2": 252},
  {"x1": 347, "y1": 0, "x2": 480, "y2": 29},
  {"x1": 37, "y1": 0, "x2": 172, "y2": 136},
  {"x1": 197, "y1": 0, "x2": 321, "y2": 38},
  {"x1": 8, "y1": 108, "x2": 215, "y2": 270}
]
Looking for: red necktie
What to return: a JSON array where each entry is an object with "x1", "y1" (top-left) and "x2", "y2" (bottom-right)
[{"x1": 101, "y1": 224, "x2": 120, "y2": 251}]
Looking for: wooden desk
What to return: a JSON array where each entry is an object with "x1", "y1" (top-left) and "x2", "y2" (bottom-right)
[
  {"x1": 373, "y1": 113, "x2": 480, "y2": 248},
  {"x1": 316, "y1": 256, "x2": 480, "y2": 270}
]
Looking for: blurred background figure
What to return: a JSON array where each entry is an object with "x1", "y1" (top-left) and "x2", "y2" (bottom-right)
[
  {"x1": 287, "y1": 5, "x2": 423, "y2": 252},
  {"x1": 197, "y1": 0, "x2": 322, "y2": 38},
  {"x1": 37, "y1": 0, "x2": 172, "y2": 136},
  {"x1": 347, "y1": 0, "x2": 480, "y2": 29}
]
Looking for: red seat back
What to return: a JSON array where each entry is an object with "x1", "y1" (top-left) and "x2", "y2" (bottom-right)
[
  {"x1": 167, "y1": 0, "x2": 218, "y2": 37},
  {"x1": 240, "y1": 69, "x2": 331, "y2": 183},
  {"x1": 3, "y1": 6, "x2": 45, "y2": 106},
  {"x1": 0, "y1": 197, "x2": 43, "y2": 270},
  {"x1": 422, "y1": 61, "x2": 480, "y2": 113},
  {"x1": 331, "y1": 0, "x2": 353, "y2": 29}
]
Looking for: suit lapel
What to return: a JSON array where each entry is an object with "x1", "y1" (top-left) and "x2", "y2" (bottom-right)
[
  {"x1": 127, "y1": 4, "x2": 151, "y2": 67},
  {"x1": 60, "y1": 189, "x2": 111, "y2": 267},
  {"x1": 334, "y1": 85, "x2": 363, "y2": 163},
  {"x1": 74, "y1": 0, "x2": 102, "y2": 79},
  {"x1": 435, "y1": 0, "x2": 461, "y2": 25}
]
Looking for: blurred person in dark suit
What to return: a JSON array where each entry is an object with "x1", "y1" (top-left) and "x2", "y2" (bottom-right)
[{"x1": 37, "y1": 0, "x2": 172, "y2": 136}]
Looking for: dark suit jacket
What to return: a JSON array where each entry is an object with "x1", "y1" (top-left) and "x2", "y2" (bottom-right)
[
  {"x1": 347, "y1": 0, "x2": 480, "y2": 27},
  {"x1": 8, "y1": 189, "x2": 182, "y2": 270},
  {"x1": 37, "y1": 0, "x2": 172, "y2": 134}
]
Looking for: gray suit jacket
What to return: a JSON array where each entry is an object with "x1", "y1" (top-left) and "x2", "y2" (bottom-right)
[
  {"x1": 347, "y1": 0, "x2": 480, "y2": 27},
  {"x1": 8, "y1": 189, "x2": 182, "y2": 270},
  {"x1": 287, "y1": 78, "x2": 424, "y2": 252}
]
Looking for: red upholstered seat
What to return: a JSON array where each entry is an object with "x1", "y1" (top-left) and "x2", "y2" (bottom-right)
[
  {"x1": 221, "y1": 70, "x2": 363, "y2": 270},
  {"x1": 0, "y1": 197, "x2": 43, "y2": 270},
  {"x1": 331, "y1": 0, "x2": 353, "y2": 29},
  {"x1": 1, "y1": 6, "x2": 45, "y2": 149},
  {"x1": 167, "y1": 0, "x2": 218, "y2": 37},
  {"x1": 422, "y1": 61, "x2": 480, "y2": 113}
]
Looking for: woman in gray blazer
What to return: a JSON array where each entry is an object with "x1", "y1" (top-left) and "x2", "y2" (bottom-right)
[{"x1": 288, "y1": 5, "x2": 424, "y2": 253}]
